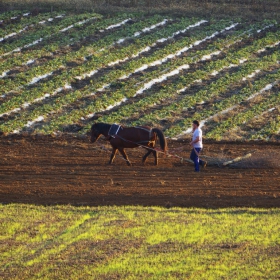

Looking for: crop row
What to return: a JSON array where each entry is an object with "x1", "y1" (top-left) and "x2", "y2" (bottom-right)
[
  {"x1": 225, "y1": 105, "x2": 280, "y2": 141},
  {"x1": 36, "y1": 24, "x2": 280, "y2": 134},
  {"x1": 94, "y1": 37, "x2": 280, "y2": 128},
  {"x1": 0, "y1": 19, "x2": 234, "y2": 133},
  {"x1": 107, "y1": 25, "x2": 279, "y2": 102},
  {"x1": 0, "y1": 10, "x2": 28, "y2": 21},
  {"x1": 101, "y1": 50, "x2": 279, "y2": 133},
  {"x1": 165, "y1": 67, "x2": 280, "y2": 138},
  {"x1": 248, "y1": 115, "x2": 280, "y2": 140},
  {"x1": 0, "y1": 17, "x2": 273, "y2": 76},
  {"x1": 0, "y1": 15, "x2": 132, "y2": 85},
  {"x1": 70, "y1": 28, "x2": 280, "y2": 129},
  {"x1": 205, "y1": 84, "x2": 280, "y2": 140},
  {"x1": 0, "y1": 15, "x2": 170, "y2": 92},
  {"x1": 0, "y1": 16, "x2": 206, "y2": 115},
  {"x1": 0, "y1": 14, "x2": 134, "y2": 76},
  {"x1": 0, "y1": 12, "x2": 64, "y2": 39},
  {"x1": 100, "y1": 50, "x2": 279, "y2": 135},
  {"x1": 0, "y1": 13, "x2": 101, "y2": 56},
  {"x1": 6, "y1": 20, "x2": 241, "y2": 133},
  {"x1": 2, "y1": 18, "x2": 273, "y2": 96},
  {"x1": 0, "y1": 18, "x2": 275, "y2": 137}
]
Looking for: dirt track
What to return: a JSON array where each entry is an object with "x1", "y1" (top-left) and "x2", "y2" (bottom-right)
[{"x1": 0, "y1": 136, "x2": 279, "y2": 208}]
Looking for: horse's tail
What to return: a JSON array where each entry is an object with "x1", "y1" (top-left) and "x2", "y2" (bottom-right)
[{"x1": 152, "y1": 128, "x2": 167, "y2": 152}]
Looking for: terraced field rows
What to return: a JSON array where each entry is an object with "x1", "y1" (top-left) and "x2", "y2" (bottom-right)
[{"x1": 0, "y1": 11, "x2": 279, "y2": 141}]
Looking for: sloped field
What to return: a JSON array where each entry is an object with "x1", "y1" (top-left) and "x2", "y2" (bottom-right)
[{"x1": 0, "y1": 11, "x2": 279, "y2": 141}]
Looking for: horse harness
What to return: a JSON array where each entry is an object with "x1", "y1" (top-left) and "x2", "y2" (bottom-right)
[{"x1": 107, "y1": 124, "x2": 122, "y2": 140}]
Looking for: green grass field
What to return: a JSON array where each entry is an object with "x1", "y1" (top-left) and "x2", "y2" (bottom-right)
[{"x1": 1, "y1": 204, "x2": 279, "y2": 279}]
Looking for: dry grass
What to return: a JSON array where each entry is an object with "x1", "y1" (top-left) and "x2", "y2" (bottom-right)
[
  {"x1": 1, "y1": 0, "x2": 280, "y2": 20},
  {"x1": 231, "y1": 149, "x2": 280, "y2": 168}
]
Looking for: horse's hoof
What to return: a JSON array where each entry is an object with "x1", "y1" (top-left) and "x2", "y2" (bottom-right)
[{"x1": 127, "y1": 162, "x2": 132, "y2": 166}]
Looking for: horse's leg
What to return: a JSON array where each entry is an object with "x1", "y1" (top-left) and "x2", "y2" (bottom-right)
[
  {"x1": 149, "y1": 141, "x2": 158, "y2": 166},
  {"x1": 142, "y1": 149, "x2": 152, "y2": 165},
  {"x1": 118, "y1": 148, "x2": 132, "y2": 166},
  {"x1": 152, "y1": 150, "x2": 158, "y2": 166},
  {"x1": 109, "y1": 147, "x2": 118, "y2": 164}
]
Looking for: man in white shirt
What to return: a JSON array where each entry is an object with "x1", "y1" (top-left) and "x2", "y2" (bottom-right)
[{"x1": 190, "y1": 120, "x2": 207, "y2": 172}]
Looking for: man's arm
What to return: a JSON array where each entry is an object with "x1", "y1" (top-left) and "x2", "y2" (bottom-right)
[{"x1": 190, "y1": 136, "x2": 200, "y2": 146}]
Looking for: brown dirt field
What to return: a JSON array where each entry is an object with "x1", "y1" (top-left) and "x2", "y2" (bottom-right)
[{"x1": 0, "y1": 135, "x2": 279, "y2": 208}]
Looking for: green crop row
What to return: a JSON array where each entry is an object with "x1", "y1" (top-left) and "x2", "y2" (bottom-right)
[
  {"x1": 96, "y1": 43, "x2": 280, "y2": 129},
  {"x1": 0, "y1": 14, "x2": 132, "y2": 73},
  {"x1": 0, "y1": 16, "x2": 200, "y2": 115},
  {"x1": 31, "y1": 20, "x2": 241, "y2": 133},
  {"x1": 38, "y1": 23, "x2": 280, "y2": 135},
  {"x1": 0, "y1": 11, "x2": 63, "y2": 38},
  {"x1": 0, "y1": 10, "x2": 24, "y2": 21},
  {"x1": 0, "y1": 14, "x2": 169, "y2": 93},
  {"x1": 166, "y1": 68, "x2": 280, "y2": 138},
  {"x1": 0, "y1": 15, "x2": 279, "y2": 142},
  {"x1": 132, "y1": 55, "x2": 280, "y2": 135},
  {"x1": 205, "y1": 85, "x2": 280, "y2": 140},
  {"x1": 0, "y1": 12, "x2": 101, "y2": 55},
  {"x1": 248, "y1": 115, "x2": 280, "y2": 140}
]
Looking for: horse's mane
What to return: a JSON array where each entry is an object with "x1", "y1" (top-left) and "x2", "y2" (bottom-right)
[{"x1": 92, "y1": 122, "x2": 111, "y2": 131}]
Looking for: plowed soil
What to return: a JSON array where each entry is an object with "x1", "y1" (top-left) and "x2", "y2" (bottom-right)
[{"x1": 0, "y1": 135, "x2": 279, "y2": 208}]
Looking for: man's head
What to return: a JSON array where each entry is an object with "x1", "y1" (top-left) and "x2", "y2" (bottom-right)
[{"x1": 192, "y1": 120, "x2": 200, "y2": 131}]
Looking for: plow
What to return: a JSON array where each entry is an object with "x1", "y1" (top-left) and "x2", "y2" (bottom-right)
[{"x1": 165, "y1": 146, "x2": 252, "y2": 167}]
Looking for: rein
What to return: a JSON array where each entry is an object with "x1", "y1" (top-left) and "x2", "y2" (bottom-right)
[{"x1": 115, "y1": 134, "x2": 155, "y2": 150}]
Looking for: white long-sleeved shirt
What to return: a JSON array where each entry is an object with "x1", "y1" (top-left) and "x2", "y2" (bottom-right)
[{"x1": 192, "y1": 127, "x2": 203, "y2": 148}]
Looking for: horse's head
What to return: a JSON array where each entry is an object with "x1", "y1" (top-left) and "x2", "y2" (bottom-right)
[{"x1": 90, "y1": 124, "x2": 101, "y2": 143}]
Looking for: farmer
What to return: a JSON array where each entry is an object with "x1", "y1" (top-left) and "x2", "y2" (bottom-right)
[{"x1": 190, "y1": 120, "x2": 207, "y2": 172}]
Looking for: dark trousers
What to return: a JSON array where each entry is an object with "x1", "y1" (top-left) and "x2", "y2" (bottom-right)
[{"x1": 190, "y1": 148, "x2": 205, "y2": 171}]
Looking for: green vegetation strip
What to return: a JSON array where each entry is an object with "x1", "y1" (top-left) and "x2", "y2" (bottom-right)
[
  {"x1": 0, "y1": 14, "x2": 172, "y2": 113},
  {"x1": 206, "y1": 89, "x2": 280, "y2": 139},
  {"x1": 0, "y1": 14, "x2": 172, "y2": 93},
  {"x1": 0, "y1": 10, "x2": 23, "y2": 21},
  {"x1": 45, "y1": 25, "x2": 279, "y2": 134},
  {"x1": 0, "y1": 13, "x2": 98, "y2": 55},
  {"x1": 0, "y1": 14, "x2": 129, "y2": 73},
  {"x1": 96, "y1": 34, "x2": 280, "y2": 129},
  {"x1": 165, "y1": 65, "x2": 280, "y2": 138},
  {"x1": 249, "y1": 115, "x2": 280, "y2": 140},
  {"x1": 1, "y1": 204, "x2": 279, "y2": 279},
  {"x1": 0, "y1": 12, "x2": 62, "y2": 38}
]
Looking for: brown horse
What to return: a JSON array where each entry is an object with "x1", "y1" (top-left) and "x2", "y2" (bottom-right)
[{"x1": 90, "y1": 123, "x2": 167, "y2": 166}]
